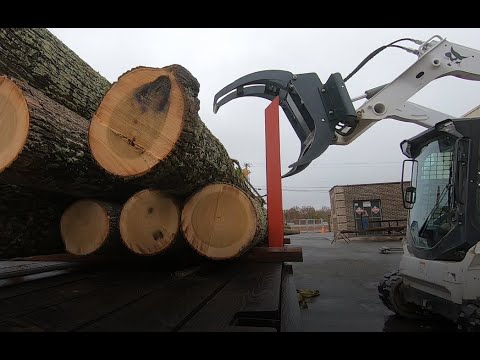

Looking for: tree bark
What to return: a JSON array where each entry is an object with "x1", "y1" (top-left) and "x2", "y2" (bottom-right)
[
  {"x1": 120, "y1": 189, "x2": 185, "y2": 256},
  {"x1": 88, "y1": 65, "x2": 258, "y2": 200},
  {"x1": 181, "y1": 183, "x2": 267, "y2": 260},
  {"x1": 60, "y1": 199, "x2": 124, "y2": 256},
  {"x1": 0, "y1": 184, "x2": 74, "y2": 259},
  {"x1": 0, "y1": 75, "x2": 139, "y2": 200},
  {"x1": 0, "y1": 28, "x2": 110, "y2": 120}
]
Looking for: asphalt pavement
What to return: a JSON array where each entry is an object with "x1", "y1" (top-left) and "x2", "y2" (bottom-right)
[{"x1": 290, "y1": 232, "x2": 456, "y2": 332}]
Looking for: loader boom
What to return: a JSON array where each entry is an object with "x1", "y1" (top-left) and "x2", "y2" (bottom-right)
[{"x1": 214, "y1": 35, "x2": 480, "y2": 176}]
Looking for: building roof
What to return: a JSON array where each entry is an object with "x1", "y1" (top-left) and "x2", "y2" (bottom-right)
[{"x1": 329, "y1": 181, "x2": 404, "y2": 192}]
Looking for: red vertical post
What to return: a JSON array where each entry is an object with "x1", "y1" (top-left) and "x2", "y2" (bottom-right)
[{"x1": 265, "y1": 96, "x2": 284, "y2": 248}]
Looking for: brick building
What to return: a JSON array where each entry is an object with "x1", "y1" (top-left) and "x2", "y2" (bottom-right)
[{"x1": 329, "y1": 181, "x2": 409, "y2": 233}]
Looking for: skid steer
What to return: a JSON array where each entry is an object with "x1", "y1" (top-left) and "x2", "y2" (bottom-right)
[{"x1": 213, "y1": 35, "x2": 480, "y2": 330}]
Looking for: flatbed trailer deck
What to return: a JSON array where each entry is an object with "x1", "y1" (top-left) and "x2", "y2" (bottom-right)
[{"x1": 0, "y1": 258, "x2": 300, "y2": 332}]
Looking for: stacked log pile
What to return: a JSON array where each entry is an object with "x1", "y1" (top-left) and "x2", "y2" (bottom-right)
[{"x1": 0, "y1": 28, "x2": 267, "y2": 260}]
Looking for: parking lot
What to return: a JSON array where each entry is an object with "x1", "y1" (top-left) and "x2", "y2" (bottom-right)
[{"x1": 290, "y1": 232, "x2": 456, "y2": 332}]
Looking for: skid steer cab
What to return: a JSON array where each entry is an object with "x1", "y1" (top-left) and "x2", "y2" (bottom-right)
[
  {"x1": 400, "y1": 118, "x2": 480, "y2": 261},
  {"x1": 378, "y1": 118, "x2": 480, "y2": 331}
]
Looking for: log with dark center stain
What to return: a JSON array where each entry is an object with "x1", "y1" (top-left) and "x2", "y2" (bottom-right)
[
  {"x1": 134, "y1": 76, "x2": 171, "y2": 114},
  {"x1": 105, "y1": 76, "x2": 172, "y2": 159},
  {"x1": 94, "y1": 65, "x2": 261, "y2": 204}
]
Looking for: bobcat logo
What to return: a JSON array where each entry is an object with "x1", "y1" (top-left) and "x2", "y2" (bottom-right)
[{"x1": 445, "y1": 47, "x2": 469, "y2": 67}]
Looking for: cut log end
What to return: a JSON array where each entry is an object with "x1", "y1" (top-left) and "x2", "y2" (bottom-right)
[
  {"x1": 120, "y1": 189, "x2": 180, "y2": 255},
  {"x1": 60, "y1": 199, "x2": 110, "y2": 256},
  {"x1": 0, "y1": 77, "x2": 29, "y2": 172},
  {"x1": 89, "y1": 67, "x2": 186, "y2": 177},
  {"x1": 181, "y1": 184, "x2": 257, "y2": 260}
]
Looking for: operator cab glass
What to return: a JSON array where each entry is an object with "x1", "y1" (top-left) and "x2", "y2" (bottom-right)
[
  {"x1": 402, "y1": 117, "x2": 480, "y2": 260},
  {"x1": 408, "y1": 136, "x2": 455, "y2": 250},
  {"x1": 477, "y1": 161, "x2": 480, "y2": 222}
]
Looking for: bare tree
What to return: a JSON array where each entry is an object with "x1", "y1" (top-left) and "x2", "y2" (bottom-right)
[{"x1": 242, "y1": 162, "x2": 252, "y2": 181}]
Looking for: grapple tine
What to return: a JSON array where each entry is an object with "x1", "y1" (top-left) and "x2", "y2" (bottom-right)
[
  {"x1": 287, "y1": 117, "x2": 334, "y2": 169},
  {"x1": 282, "y1": 162, "x2": 311, "y2": 178},
  {"x1": 280, "y1": 141, "x2": 311, "y2": 178},
  {"x1": 213, "y1": 70, "x2": 294, "y2": 113},
  {"x1": 214, "y1": 86, "x2": 278, "y2": 113}
]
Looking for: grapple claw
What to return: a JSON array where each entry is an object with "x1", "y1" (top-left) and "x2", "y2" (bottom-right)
[
  {"x1": 213, "y1": 70, "x2": 357, "y2": 177},
  {"x1": 213, "y1": 70, "x2": 294, "y2": 113},
  {"x1": 214, "y1": 85, "x2": 277, "y2": 113},
  {"x1": 287, "y1": 117, "x2": 334, "y2": 169},
  {"x1": 282, "y1": 162, "x2": 310, "y2": 178}
]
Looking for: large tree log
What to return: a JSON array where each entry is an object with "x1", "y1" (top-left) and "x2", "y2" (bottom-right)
[
  {"x1": 88, "y1": 65, "x2": 256, "y2": 200},
  {"x1": 120, "y1": 189, "x2": 184, "y2": 256},
  {"x1": 0, "y1": 75, "x2": 139, "y2": 200},
  {"x1": 0, "y1": 28, "x2": 110, "y2": 120},
  {"x1": 60, "y1": 199, "x2": 124, "y2": 256},
  {"x1": 181, "y1": 183, "x2": 267, "y2": 260},
  {"x1": 0, "y1": 184, "x2": 74, "y2": 259}
]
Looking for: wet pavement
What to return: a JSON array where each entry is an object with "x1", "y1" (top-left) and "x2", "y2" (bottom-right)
[{"x1": 291, "y1": 232, "x2": 456, "y2": 332}]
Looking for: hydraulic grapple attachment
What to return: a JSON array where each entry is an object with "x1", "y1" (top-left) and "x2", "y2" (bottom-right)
[{"x1": 213, "y1": 70, "x2": 358, "y2": 177}]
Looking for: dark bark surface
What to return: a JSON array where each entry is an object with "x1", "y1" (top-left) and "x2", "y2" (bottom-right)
[
  {"x1": 249, "y1": 189, "x2": 268, "y2": 250},
  {"x1": 0, "y1": 28, "x2": 110, "y2": 120},
  {"x1": 89, "y1": 201, "x2": 125, "y2": 255},
  {"x1": 0, "y1": 184, "x2": 74, "y2": 259},
  {"x1": 0, "y1": 76, "x2": 140, "y2": 201}
]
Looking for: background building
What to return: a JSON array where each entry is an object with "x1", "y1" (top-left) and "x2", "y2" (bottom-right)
[{"x1": 329, "y1": 182, "x2": 409, "y2": 233}]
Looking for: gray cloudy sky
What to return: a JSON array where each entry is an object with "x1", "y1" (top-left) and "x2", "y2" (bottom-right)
[{"x1": 49, "y1": 28, "x2": 480, "y2": 209}]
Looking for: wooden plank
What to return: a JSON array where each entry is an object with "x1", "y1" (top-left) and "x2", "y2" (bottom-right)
[
  {"x1": 280, "y1": 264, "x2": 301, "y2": 332},
  {"x1": 80, "y1": 266, "x2": 232, "y2": 332},
  {"x1": 13, "y1": 254, "x2": 130, "y2": 262},
  {"x1": 0, "y1": 261, "x2": 79, "y2": 279},
  {"x1": 12, "y1": 254, "x2": 195, "y2": 270},
  {"x1": 179, "y1": 263, "x2": 282, "y2": 332},
  {"x1": 0, "y1": 261, "x2": 40, "y2": 270},
  {"x1": 284, "y1": 229, "x2": 300, "y2": 235},
  {"x1": 0, "y1": 273, "x2": 112, "y2": 323},
  {"x1": 226, "y1": 326, "x2": 277, "y2": 332},
  {"x1": 331, "y1": 232, "x2": 352, "y2": 244},
  {"x1": 365, "y1": 226, "x2": 405, "y2": 232},
  {"x1": 243, "y1": 246, "x2": 303, "y2": 263},
  {"x1": 0, "y1": 271, "x2": 94, "y2": 300},
  {"x1": 337, "y1": 226, "x2": 406, "y2": 235},
  {"x1": 0, "y1": 271, "x2": 172, "y2": 332}
]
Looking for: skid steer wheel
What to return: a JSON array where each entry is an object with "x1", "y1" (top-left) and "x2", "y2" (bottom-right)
[
  {"x1": 457, "y1": 302, "x2": 480, "y2": 332},
  {"x1": 378, "y1": 271, "x2": 423, "y2": 319}
]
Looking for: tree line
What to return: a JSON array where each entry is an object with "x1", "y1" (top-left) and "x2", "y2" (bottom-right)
[{"x1": 283, "y1": 206, "x2": 331, "y2": 223}]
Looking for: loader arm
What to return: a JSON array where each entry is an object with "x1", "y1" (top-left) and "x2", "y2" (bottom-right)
[
  {"x1": 338, "y1": 35, "x2": 480, "y2": 144},
  {"x1": 213, "y1": 35, "x2": 480, "y2": 177}
]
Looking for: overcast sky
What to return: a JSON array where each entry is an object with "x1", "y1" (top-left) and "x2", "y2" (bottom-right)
[{"x1": 49, "y1": 28, "x2": 480, "y2": 209}]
